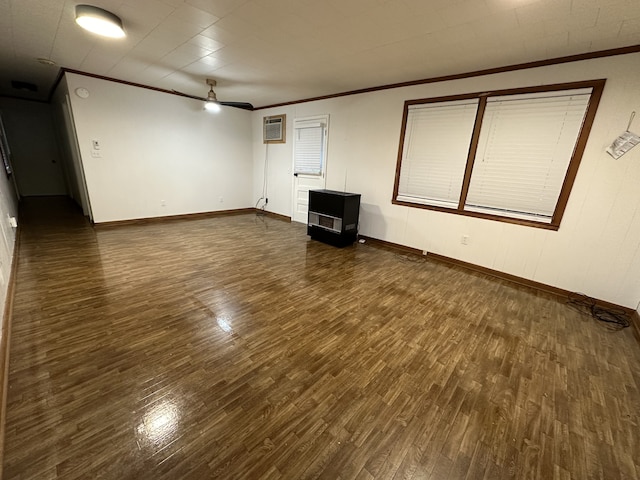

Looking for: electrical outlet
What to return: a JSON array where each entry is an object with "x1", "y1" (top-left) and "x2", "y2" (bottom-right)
[
  {"x1": 461, "y1": 235, "x2": 469, "y2": 245},
  {"x1": 422, "y1": 250, "x2": 427, "y2": 256},
  {"x1": 161, "y1": 200, "x2": 166, "y2": 207},
  {"x1": 219, "y1": 196, "x2": 224, "y2": 203}
]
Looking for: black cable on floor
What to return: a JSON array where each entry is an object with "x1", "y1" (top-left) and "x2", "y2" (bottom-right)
[{"x1": 567, "y1": 292, "x2": 630, "y2": 330}]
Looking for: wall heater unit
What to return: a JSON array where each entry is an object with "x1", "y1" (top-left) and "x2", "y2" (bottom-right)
[{"x1": 308, "y1": 189, "x2": 361, "y2": 247}]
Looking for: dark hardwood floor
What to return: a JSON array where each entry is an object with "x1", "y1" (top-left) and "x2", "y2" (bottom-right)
[{"x1": 3, "y1": 197, "x2": 640, "y2": 479}]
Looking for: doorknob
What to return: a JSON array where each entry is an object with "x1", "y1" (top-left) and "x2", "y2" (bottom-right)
[{"x1": 294, "y1": 173, "x2": 298, "y2": 177}]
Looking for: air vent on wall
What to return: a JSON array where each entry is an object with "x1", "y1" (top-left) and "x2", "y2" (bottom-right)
[{"x1": 263, "y1": 114, "x2": 286, "y2": 144}]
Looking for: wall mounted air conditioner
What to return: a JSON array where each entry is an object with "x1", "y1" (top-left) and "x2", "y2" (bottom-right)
[{"x1": 263, "y1": 114, "x2": 286, "y2": 144}]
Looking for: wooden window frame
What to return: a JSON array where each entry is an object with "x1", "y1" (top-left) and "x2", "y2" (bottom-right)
[{"x1": 392, "y1": 79, "x2": 606, "y2": 230}]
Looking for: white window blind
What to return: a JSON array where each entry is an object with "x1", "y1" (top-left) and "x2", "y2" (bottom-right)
[
  {"x1": 397, "y1": 99, "x2": 479, "y2": 208},
  {"x1": 464, "y1": 89, "x2": 592, "y2": 222},
  {"x1": 294, "y1": 120, "x2": 326, "y2": 175}
]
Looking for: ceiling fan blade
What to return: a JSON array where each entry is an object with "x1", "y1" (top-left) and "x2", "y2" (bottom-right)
[
  {"x1": 172, "y1": 90, "x2": 254, "y2": 111},
  {"x1": 171, "y1": 89, "x2": 207, "y2": 101},
  {"x1": 219, "y1": 101, "x2": 254, "y2": 111}
]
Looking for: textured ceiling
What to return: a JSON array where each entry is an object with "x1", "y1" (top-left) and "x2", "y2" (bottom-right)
[{"x1": 1, "y1": 0, "x2": 639, "y2": 108}]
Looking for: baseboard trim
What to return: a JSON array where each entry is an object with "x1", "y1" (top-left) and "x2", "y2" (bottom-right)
[
  {"x1": 255, "y1": 209, "x2": 292, "y2": 222},
  {"x1": 93, "y1": 208, "x2": 257, "y2": 228},
  {"x1": 632, "y1": 311, "x2": 640, "y2": 345},
  {"x1": 358, "y1": 234, "x2": 636, "y2": 316},
  {"x1": 0, "y1": 225, "x2": 20, "y2": 480},
  {"x1": 358, "y1": 235, "x2": 424, "y2": 257},
  {"x1": 428, "y1": 252, "x2": 635, "y2": 315}
]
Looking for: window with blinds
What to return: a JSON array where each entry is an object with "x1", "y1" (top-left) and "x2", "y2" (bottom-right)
[
  {"x1": 294, "y1": 118, "x2": 327, "y2": 175},
  {"x1": 465, "y1": 90, "x2": 592, "y2": 222},
  {"x1": 392, "y1": 80, "x2": 605, "y2": 229},
  {"x1": 397, "y1": 99, "x2": 479, "y2": 209}
]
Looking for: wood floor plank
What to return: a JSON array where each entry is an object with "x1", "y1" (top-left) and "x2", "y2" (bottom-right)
[{"x1": 3, "y1": 197, "x2": 640, "y2": 479}]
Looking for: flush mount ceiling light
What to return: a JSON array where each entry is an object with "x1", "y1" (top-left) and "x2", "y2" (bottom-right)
[
  {"x1": 204, "y1": 79, "x2": 221, "y2": 113},
  {"x1": 75, "y1": 5, "x2": 126, "y2": 38}
]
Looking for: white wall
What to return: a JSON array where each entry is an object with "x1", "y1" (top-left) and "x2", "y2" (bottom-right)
[
  {"x1": 64, "y1": 72, "x2": 253, "y2": 223},
  {"x1": 0, "y1": 147, "x2": 19, "y2": 344},
  {"x1": 0, "y1": 98, "x2": 67, "y2": 197},
  {"x1": 252, "y1": 53, "x2": 640, "y2": 309}
]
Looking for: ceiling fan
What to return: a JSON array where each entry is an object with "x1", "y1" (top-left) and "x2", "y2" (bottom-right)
[{"x1": 173, "y1": 79, "x2": 254, "y2": 111}]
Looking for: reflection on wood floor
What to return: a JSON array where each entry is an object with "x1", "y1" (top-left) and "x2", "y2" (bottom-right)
[{"x1": 4, "y1": 196, "x2": 640, "y2": 479}]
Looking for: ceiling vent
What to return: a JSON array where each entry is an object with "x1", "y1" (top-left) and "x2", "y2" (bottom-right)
[{"x1": 263, "y1": 114, "x2": 286, "y2": 144}]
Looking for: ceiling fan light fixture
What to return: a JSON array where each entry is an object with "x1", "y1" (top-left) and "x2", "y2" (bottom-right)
[
  {"x1": 204, "y1": 79, "x2": 221, "y2": 112},
  {"x1": 75, "y1": 5, "x2": 126, "y2": 38},
  {"x1": 204, "y1": 100, "x2": 221, "y2": 112}
]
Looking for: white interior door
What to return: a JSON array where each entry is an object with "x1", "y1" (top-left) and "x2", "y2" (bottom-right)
[
  {"x1": 293, "y1": 173, "x2": 325, "y2": 223},
  {"x1": 292, "y1": 115, "x2": 329, "y2": 224}
]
